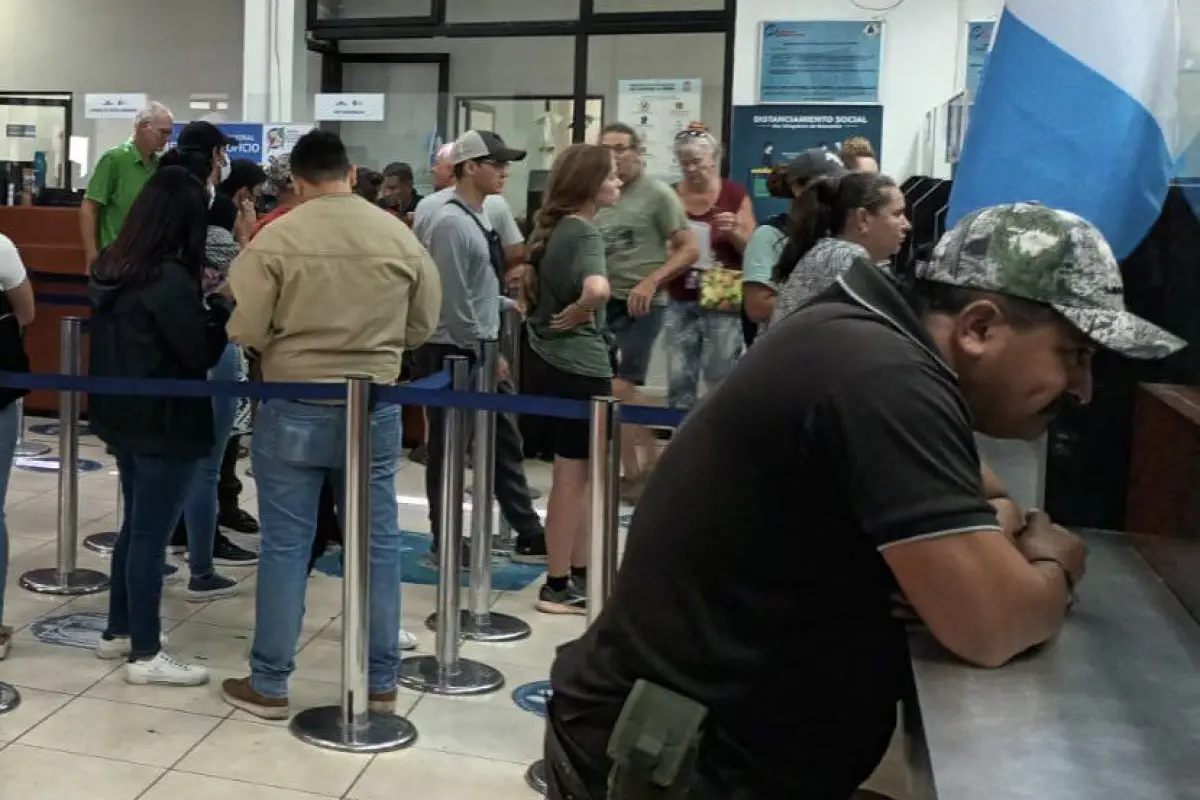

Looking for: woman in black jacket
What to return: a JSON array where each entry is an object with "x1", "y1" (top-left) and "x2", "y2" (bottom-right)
[{"x1": 88, "y1": 166, "x2": 231, "y2": 687}]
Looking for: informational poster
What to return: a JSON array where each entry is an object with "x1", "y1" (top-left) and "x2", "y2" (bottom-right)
[
  {"x1": 966, "y1": 21, "x2": 997, "y2": 98},
  {"x1": 729, "y1": 104, "x2": 884, "y2": 221},
  {"x1": 314, "y1": 93, "x2": 386, "y2": 122},
  {"x1": 263, "y1": 123, "x2": 315, "y2": 161},
  {"x1": 83, "y1": 93, "x2": 146, "y2": 120},
  {"x1": 616, "y1": 78, "x2": 702, "y2": 182},
  {"x1": 759, "y1": 21, "x2": 883, "y2": 103},
  {"x1": 168, "y1": 122, "x2": 313, "y2": 165}
]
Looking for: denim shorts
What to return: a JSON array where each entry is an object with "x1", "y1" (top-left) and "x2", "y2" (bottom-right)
[{"x1": 605, "y1": 299, "x2": 665, "y2": 386}]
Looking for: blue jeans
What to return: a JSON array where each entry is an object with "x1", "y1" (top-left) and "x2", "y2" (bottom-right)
[
  {"x1": 249, "y1": 399, "x2": 403, "y2": 698},
  {"x1": 0, "y1": 403, "x2": 19, "y2": 625},
  {"x1": 664, "y1": 300, "x2": 745, "y2": 410},
  {"x1": 181, "y1": 343, "x2": 240, "y2": 577},
  {"x1": 107, "y1": 453, "x2": 198, "y2": 658}
]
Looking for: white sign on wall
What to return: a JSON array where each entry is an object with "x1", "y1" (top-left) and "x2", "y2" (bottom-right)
[
  {"x1": 83, "y1": 93, "x2": 148, "y2": 120},
  {"x1": 314, "y1": 93, "x2": 386, "y2": 122},
  {"x1": 616, "y1": 79, "x2": 702, "y2": 182}
]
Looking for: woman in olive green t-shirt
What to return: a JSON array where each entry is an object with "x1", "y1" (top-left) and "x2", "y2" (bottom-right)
[{"x1": 523, "y1": 143, "x2": 623, "y2": 616}]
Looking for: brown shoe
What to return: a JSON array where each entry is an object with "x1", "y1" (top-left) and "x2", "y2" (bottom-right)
[
  {"x1": 221, "y1": 676, "x2": 289, "y2": 720},
  {"x1": 369, "y1": 690, "x2": 397, "y2": 715}
]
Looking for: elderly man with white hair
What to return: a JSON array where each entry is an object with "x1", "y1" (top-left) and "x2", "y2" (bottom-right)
[{"x1": 80, "y1": 101, "x2": 174, "y2": 264}]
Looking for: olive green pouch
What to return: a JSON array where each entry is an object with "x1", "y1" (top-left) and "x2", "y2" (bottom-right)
[{"x1": 606, "y1": 679, "x2": 708, "y2": 798}]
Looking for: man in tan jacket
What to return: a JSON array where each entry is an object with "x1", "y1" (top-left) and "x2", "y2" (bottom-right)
[{"x1": 220, "y1": 130, "x2": 441, "y2": 719}]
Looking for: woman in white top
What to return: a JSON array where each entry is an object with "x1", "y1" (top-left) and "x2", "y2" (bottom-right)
[{"x1": 0, "y1": 233, "x2": 35, "y2": 660}]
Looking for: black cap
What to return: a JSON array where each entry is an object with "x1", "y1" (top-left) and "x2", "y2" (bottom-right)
[
  {"x1": 451, "y1": 130, "x2": 527, "y2": 165},
  {"x1": 786, "y1": 149, "x2": 846, "y2": 184},
  {"x1": 177, "y1": 121, "x2": 236, "y2": 152}
]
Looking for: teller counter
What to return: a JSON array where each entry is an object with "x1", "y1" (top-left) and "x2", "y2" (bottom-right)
[
  {"x1": 0, "y1": 206, "x2": 89, "y2": 415},
  {"x1": 905, "y1": 531, "x2": 1200, "y2": 800}
]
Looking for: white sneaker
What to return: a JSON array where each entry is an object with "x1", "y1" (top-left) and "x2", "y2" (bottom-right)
[
  {"x1": 95, "y1": 632, "x2": 169, "y2": 661},
  {"x1": 398, "y1": 629, "x2": 418, "y2": 652},
  {"x1": 124, "y1": 651, "x2": 209, "y2": 686}
]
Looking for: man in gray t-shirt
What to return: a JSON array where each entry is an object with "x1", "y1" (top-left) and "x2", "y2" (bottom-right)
[{"x1": 412, "y1": 130, "x2": 547, "y2": 564}]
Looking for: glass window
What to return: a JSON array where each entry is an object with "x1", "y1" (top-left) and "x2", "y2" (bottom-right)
[
  {"x1": 446, "y1": 0, "x2": 578, "y2": 23},
  {"x1": 594, "y1": 0, "x2": 723, "y2": 11},
  {"x1": 316, "y1": 0, "x2": 432, "y2": 21},
  {"x1": 338, "y1": 37, "x2": 576, "y2": 219},
  {"x1": 339, "y1": 61, "x2": 445, "y2": 194}
]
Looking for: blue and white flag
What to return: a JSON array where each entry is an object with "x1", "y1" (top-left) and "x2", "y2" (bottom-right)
[{"x1": 948, "y1": 0, "x2": 1181, "y2": 259}]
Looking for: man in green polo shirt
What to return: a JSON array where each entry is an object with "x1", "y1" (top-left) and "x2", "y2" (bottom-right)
[{"x1": 80, "y1": 102, "x2": 174, "y2": 263}]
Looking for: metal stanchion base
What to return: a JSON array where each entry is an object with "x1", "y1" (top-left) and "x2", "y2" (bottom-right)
[
  {"x1": 83, "y1": 531, "x2": 119, "y2": 555},
  {"x1": 526, "y1": 759, "x2": 548, "y2": 795},
  {"x1": 0, "y1": 682, "x2": 20, "y2": 715},
  {"x1": 424, "y1": 610, "x2": 532, "y2": 643},
  {"x1": 398, "y1": 655, "x2": 505, "y2": 696},
  {"x1": 290, "y1": 705, "x2": 418, "y2": 754},
  {"x1": 14, "y1": 442, "x2": 50, "y2": 458},
  {"x1": 19, "y1": 567, "x2": 109, "y2": 596}
]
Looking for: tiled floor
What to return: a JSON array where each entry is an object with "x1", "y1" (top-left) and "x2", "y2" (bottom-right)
[{"x1": 0, "y1": 422, "x2": 580, "y2": 799}]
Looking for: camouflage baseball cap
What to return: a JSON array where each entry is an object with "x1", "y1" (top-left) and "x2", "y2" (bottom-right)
[
  {"x1": 262, "y1": 154, "x2": 292, "y2": 197},
  {"x1": 917, "y1": 202, "x2": 1185, "y2": 360}
]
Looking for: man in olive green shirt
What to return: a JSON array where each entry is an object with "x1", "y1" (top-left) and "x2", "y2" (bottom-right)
[
  {"x1": 80, "y1": 102, "x2": 174, "y2": 263},
  {"x1": 594, "y1": 122, "x2": 698, "y2": 498}
]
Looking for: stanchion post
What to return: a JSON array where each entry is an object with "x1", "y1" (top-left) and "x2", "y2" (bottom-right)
[
  {"x1": 458, "y1": 339, "x2": 529, "y2": 642},
  {"x1": 291, "y1": 375, "x2": 418, "y2": 753},
  {"x1": 13, "y1": 399, "x2": 48, "y2": 458},
  {"x1": 587, "y1": 397, "x2": 622, "y2": 623},
  {"x1": 494, "y1": 309, "x2": 520, "y2": 553},
  {"x1": 83, "y1": 474, "x2": 121, "y2": 556},
  {"x1": 527, "y1": 396, "x2": 624, "y2": 795},
  {"x1": 0, "y1": 682, "x2": 19, "y2": 715},
  {"x1": 19, "y1": 317, "x2": 108, "y2": 596},
  {"x1": 400, "y1": 355, "x2": 505, "y2": 696}
]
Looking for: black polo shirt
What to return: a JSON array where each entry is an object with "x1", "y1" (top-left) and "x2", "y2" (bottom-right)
[{"x1": 548, "y1": 259, "x2": 1000, "y2": 797}]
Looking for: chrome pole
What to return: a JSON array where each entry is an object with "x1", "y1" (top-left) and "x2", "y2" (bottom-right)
[
  {"x1": 0, "y1": 682, "x2": 18, "y2": 715},
  {"x1": 400, "y1": 355, "x2": 504, "y2": 695},
  {"x1": 587, "y1": 397, "x2": 622, "y2": 623},
  {"x1": 527, "y1": 396, "x2": 623, "y2": 795},
  {"x1": 451, "y1": 340, "x2": 529, "y2": 642},
  {"x1": 13, "y1": 399, "x2": 48, "y2": 458},
  {"x1": 20, "y1": 317, "x2": 108, "y2": 595},
  {"x1": 83, "y1": 473, "x2": 121, "y2": 555},
  {"x1": 291, "y1": 375, "x2": 417, "y2": 753}
]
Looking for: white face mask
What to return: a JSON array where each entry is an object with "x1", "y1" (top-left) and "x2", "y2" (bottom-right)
[{"x1": 219, "y1": 157, "x2": 232, "y2": 183}]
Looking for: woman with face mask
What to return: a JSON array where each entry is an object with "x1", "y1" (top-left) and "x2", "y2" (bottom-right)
[
  {"x1": 765, "y1": 171, "x2": 912, "y2": 334},
  {"x1": 665, "y1": 123, "x2": 757, "y2": 411}
]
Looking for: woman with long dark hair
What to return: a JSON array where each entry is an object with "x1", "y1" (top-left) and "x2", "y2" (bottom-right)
[
  {"x1": 88, "y1": 165, "x2": 232, "y2": 686},
  {"x1": 765, "y1": 172, "x2": 910, "y2": 333},
  {"x1": 522, "y1": 143, "x2": 622, "y2": 615}
]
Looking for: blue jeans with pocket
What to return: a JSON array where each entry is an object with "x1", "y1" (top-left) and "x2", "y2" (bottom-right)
[
  {"x1": 0, "y1": 402, "x2": 19, "y2": 626},
  {"x1": 106, "y1": 453, "x2": 198, "y2": 658},
  {"x1": 249, "y1": 398, "x2": 404, "y2": 698},
  {"x1": 664, "y1": 300, "x2": 745, "y2": 410},
  {"x1": 181, "y1": 342, "x2": 240, "y2": 577}
]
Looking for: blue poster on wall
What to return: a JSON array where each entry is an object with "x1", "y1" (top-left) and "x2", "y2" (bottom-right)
[
  {"x1": 169, "y1": 122, "x2": 267, "y2": 163},
  {"x1": 966, "y1": 21, "x2": 996, "y2": 99},
  {"x1": 730, "y1": 104, "x2": 884, "y2": 222},
  {"x1": 759, "y1": 21, "x2": 884, "y2": 103}
]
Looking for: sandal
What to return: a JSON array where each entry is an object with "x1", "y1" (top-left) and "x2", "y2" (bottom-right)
[{"x1": 0, "y1": 625, "x2": 12, "y2": 660}]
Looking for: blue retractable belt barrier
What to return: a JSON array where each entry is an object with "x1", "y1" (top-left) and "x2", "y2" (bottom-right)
[{"x1": 0, "y1": 370, "x2": 687, "y2": 427}]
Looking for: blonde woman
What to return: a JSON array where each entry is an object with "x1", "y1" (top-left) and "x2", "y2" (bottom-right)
[
  {"x1": 666, "y1": 123, "x2": 756, "y2": 410},
  {"x1": 522, "y1": 144, "x2": 622, "y2": 615}
]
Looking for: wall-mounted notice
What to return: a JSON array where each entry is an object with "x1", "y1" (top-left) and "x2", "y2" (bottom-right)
[
  {"x1": 759, "y1": 21, "x2": 883, "y2": 103},
  {"x1": 730, "y1": 104, "x2": 883, "y2": 221},
  {"x1": 966, "y1": 21, "x2": 997, "y2": 98},
  {"x1": 616, "y1": 78, "x2": 702, "y2": 182},
  {"x1": 83, "y1": 93, "x2": 148, "y2": 120},
  {"x1": 264, "y1": 123, "x2": 316, "y2": 161},
  {"x1": 314, "y1": 93, "x2": 386, "y2": 122},
  {"x1": 4, "y1": 124, "x2": 35, "y2": 139}
]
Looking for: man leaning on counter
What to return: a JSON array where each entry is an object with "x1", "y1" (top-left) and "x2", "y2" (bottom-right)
[{"x1": 79, "y1": 102, "x2": 174, "y2": 264}]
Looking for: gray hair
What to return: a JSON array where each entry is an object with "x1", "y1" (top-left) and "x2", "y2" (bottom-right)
[
  {"x1": 673, "y1": 129, "x2": 721, "y2": 159},
  {"x1": 134, "y1": 102, "x2": 173, "y2": 128}
]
